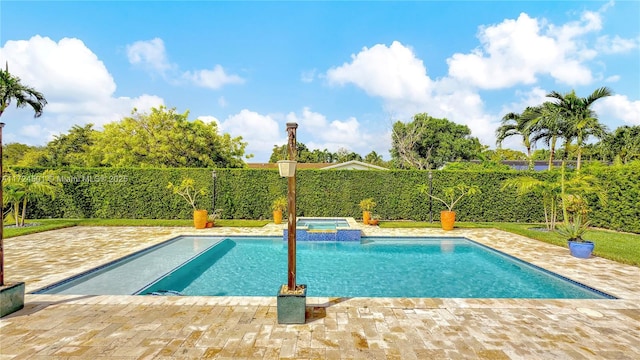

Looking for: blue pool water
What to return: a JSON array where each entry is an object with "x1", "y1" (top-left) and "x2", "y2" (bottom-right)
[{"x1": 36, "y1": 236, "x2": 613, "y2": 299}]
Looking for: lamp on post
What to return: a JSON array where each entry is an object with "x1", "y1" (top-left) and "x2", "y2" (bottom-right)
[
  {"x1": 277, "y1": 122, "x2": 306, "y2": 324},
  {"x1": 284, "y1": 123, "x2": 298, "y2": 291}
]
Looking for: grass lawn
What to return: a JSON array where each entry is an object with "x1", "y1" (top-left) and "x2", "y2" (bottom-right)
[
  {"x1": 381, "y1": 221, "x2": 640, "y2": 267},
  {"x1": 5, "y1": 218, "x2": 638, "y2": 267}
]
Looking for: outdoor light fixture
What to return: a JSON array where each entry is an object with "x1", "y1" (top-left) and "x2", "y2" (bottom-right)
[{"x1": 277, "y1": 160, "x2": 297, "y2": 178}]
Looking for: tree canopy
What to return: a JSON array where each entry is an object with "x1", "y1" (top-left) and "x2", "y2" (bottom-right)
[
  {"x1": 15, "y1": 106, "x2": 249, "y2": 168},
  {"x1": 95, "y1": 106, "x2": 247, "y2": 168},
  {"x1": 391, "y1": 113, "x2": 483, "y2": 169}
]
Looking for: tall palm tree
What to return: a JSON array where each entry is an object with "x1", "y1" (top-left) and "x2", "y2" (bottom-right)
[
  {"x1": 522, "y1": 102, "x2": 567, "y2": 170},
  {"x1": 546, "y1": 87, "x2": 612, "y2": 171},
  {"x1": 0, "y1": 63, "x2": 47, "y2": 286},
  {"x1": 496, "y1": 110, "x2": 535, "y2": 170}
]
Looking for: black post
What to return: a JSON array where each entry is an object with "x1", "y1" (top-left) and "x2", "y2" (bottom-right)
[
  {"x1": 212, "y1": 170, "x2": 217, "y2": 211},
  {"x1": 428, "y1": 170, "x2": 433, "y2": 223}
]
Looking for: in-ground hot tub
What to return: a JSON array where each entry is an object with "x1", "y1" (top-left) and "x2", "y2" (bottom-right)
[{"x1": 284, "y1": 217, "x2": 361, "y2": 241}]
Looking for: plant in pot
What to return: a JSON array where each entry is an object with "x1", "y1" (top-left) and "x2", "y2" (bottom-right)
[
  {"x1": 359, "y1": 198, "x2": 376, "y2": 225},
  {"x1": 206, "y1": 208, "x2": 223, "y2": 228},
  {"x1": 418, "y1": 183, "x2": 480, "y2": 230},
  {"x1": 167, "y1": 177, "x2": 209, "y2": 229},
  {"x1": 271, "y1": 196, "x2": 287, "y2": 224},
  {"x1": 369, "y1": 214, "x2": 380, "y2": 226},
  {"x1": 557, "y1": 194, "x2": 594, "y2": 258}
]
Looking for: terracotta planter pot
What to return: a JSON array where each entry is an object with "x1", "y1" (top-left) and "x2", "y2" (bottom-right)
[
  {"x1": 368, "y1": 219, "x2": 379, "y2": 226},
  {"x1": 273, "y1": 210, "x2": 283, "y2": 224},
  {"x1": 206, "y1": 221, "x2": 214, "y2": 228},
  {"x1": 362, "y1": 211, "x2": 371, "y2": 225},
  {"x1": 440, "y1": 210, "x2": 456, "y2": 231},
  {"x1": 193, "y1": 209, "x2": 208, "y2": 229}
]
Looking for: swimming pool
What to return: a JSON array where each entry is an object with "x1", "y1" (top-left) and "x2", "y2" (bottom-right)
[{"x1": 35, "y1": 236, "x2": 614, "y2": 299}]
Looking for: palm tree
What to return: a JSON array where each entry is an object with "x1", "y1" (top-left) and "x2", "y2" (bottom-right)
[
  {"x1": 496, "y1": 111, "x2": 535, "y2": 170},
  {"x1": 3, "y1": 170, "x2": 58, "y2": 227},
  {"x1": 0, "y1": 62, "x2": 47, "y2": 286},
  {"x1": 502, "y1": 163, "x2": 606, "y2": 231},
  {"x1": 364, "y1": 151, "x2": 384, "y2": 166},
  {"x1": 546, "y1": 87, "x2": 612, "y2": 171},
  {"x1": 522, "y1": 102, "x2": 566, "y2": 170}
]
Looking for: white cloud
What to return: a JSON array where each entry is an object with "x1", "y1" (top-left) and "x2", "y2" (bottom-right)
[
  {"x1": 219, "y1": 109, "x2": 283, "y2": 159},
  {"x1": 126, "y1": 38, "x2": 245, "y2": 90},
  {"x1": 285, "y1": 107, "x2": 372, "y2": 152},
  {"x1": 447, "y1": 11, "x2": 601, "y2": 88},
  {"x1": 0, "y1": 35, "x2": 164, "y2": 145},
  {"x1": 182, "y1": 65, "x2": 245, "y2": 89},
  {"x1": 596, "y1": 35, "x2": 639, "y2": 54},
  {"x1": 126, "y1": 38, "x2": 174, "y2": 74},
  {"x1": 605, "y1": 75, "x2": 620, "y2": 83},
  {"x1": 326, "y1": 41, "x2": 431, "y2": 103},
  {"x1": 593, "y1": 95, "x2": 640, "y2": 126},
  {"x1": 324, "y1": 41, "x2": 496, "y2": 147},
  {"x1": 218, "y1": 96, "x2": 227, "y2": 107}
]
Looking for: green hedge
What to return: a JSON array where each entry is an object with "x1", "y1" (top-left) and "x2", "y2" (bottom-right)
[{"x1": 13, "y1": 165, "x2": 639, "y2": 233}]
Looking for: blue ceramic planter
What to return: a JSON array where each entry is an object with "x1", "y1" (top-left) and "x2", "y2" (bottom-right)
[{"x1": 568, "y1": 240, "x2": 594, "y2": 259}]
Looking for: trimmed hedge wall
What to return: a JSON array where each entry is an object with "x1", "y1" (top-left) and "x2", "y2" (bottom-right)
[{"x1": 14, "y1": 166, "x2": 640, "y2": 233}]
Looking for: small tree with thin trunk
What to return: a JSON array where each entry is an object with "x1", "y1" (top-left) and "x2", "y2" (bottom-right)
[{"x1": 0, "y1": 63, "x2": 47, "y2": 286}]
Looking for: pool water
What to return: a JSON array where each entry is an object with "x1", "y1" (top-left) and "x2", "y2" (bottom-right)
[{"x1": 137, "y1": 237, "x2": 612, "y2": 299}]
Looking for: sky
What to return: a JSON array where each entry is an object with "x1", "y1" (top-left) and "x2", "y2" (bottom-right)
[{"x1": 1, "y1": 0, "x2": 639, "y2": 163}]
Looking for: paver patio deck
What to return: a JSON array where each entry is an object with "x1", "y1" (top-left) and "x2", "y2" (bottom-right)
[{"x1": 1, "y1": 224, "x2": 639, "y2": 359}]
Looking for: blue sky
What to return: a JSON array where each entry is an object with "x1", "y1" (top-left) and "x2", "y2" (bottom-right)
[{"x1": 1, "y1": 0, "x2": 639, "y2": 162}]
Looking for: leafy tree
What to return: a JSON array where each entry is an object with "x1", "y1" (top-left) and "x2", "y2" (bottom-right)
[
  {"x1": 335, "y1": 147, "x2": 362, "y2": 163},
  {"x1": 269, "y1": 142, "x2": 336, "y2": 163},
  {"x1": 0, "y1": 62, "x2": 48, "y2": 286},
  {"x1": 391, "y1": 113, "x2": 483, "y2": 169},
  {"x1": 546, "y1": 87, "x2": 612, "y2": 171},
  {"x1": 3, "y1": 143, "x2": 41, "y2": 166},
  {"x1": 44, "y1": 124, "x2": 100, "y2": 167},
  {"x1": 95, "y1": 106, "x2": 247, "y2": 168},
  {"x1": 487, "y1": 148, "x2": 528, "y2": 161},
  {"x1": 598, "y1": 126, "x2": 640, "y2": 164}
]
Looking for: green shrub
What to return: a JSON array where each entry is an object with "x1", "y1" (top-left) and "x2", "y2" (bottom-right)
[{"x1": 13, "y1": 164, "x2": 639, "y2": 233}]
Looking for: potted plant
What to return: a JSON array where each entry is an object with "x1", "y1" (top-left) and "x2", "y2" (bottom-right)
[
  {"x1": 557, "y1": 194, "x2": 595, "y2": 258},
  {"x1": 418, "y1": 183, "x2": 480, "y2": 230},
  {"x1": 206, "y1": 208, "x2": 223, "y2": 228},
  {"x1": 368, "y1": 214, "x2": 380, "y2": 226},
  {"x1": 271, "y1": 196, "x2": 287, "y2": 224},
  {"x1": 359, "y1": 198, "x2": 376, "y2": 225},
  {"x1": 167, "y1": 177, "x2": 208, "y2": 229}
]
